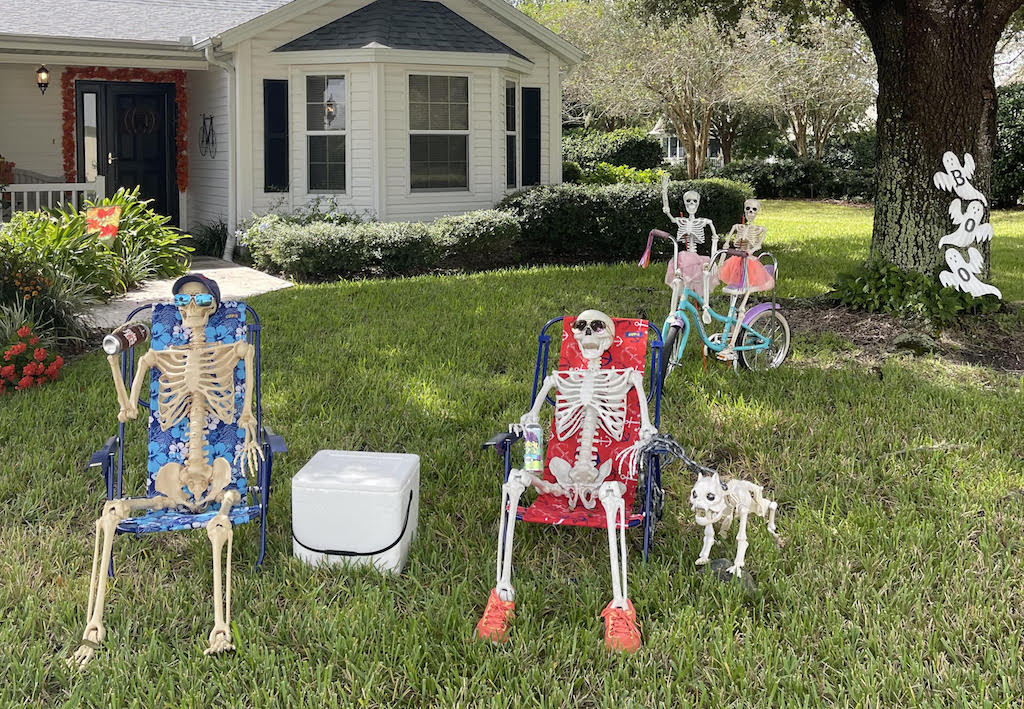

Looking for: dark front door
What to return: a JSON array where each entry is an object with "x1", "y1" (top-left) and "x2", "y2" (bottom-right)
[{"x1": 76, "y1": 81, "x2": 178, "y2": 224}]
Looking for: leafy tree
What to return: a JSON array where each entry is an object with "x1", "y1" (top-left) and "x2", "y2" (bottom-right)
[{"x1": 993, "y1": 82, "x2": 1024, "y2": 206}]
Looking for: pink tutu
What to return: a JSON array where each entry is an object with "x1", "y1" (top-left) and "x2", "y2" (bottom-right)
[
  {"x1": 720, "y1": 255, "x2": 775, "y2": 292},
  {"x1": 665, "y1": 252, "x2": 716, "y2": 293}
]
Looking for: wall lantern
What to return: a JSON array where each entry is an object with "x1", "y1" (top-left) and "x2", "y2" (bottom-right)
[
  {"x1": 36, "y1": 65, "x2": 50, "y2": 95},
  {"x1": 325, "y1": 94, "x2": 337, "y2": 126}
]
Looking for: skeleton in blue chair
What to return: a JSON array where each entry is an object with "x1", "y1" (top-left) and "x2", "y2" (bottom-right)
[{"x1": 71, "y1": 277, "x2": 261, "y2": 668}]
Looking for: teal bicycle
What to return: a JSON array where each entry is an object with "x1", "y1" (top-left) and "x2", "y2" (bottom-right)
[{"x1": 643, "y1": 228, "x2": 791, "y2": 381}]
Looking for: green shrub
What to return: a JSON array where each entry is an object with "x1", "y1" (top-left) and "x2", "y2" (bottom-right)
[
  {"x1": 830, "y1": 258, "x2": 1001, "y2": 330},
  {"x1": 994, "y1": 83, "x2": 1024, "y2": 207},
  {"x1": 191, "y1": 219, "x2": 228, "y2": 257},
  {"x1": 562, "y1": 128, "x2": 663, "y2": 169},
  {"x1": 496, "y1": 179, "x2": 752, "y2": 264},
  {"x1": 579, "y1": 162, "x2": 666, "y2": 185},
  {"x1": 707, "y1": 158, "x2": 875, "y2": 201},
  {"x1": 562, "y1": 161, "x2": 583, "y2": 183},
  {"x1": 432, "y1": 210, "x2": 520, "y2": 270}
]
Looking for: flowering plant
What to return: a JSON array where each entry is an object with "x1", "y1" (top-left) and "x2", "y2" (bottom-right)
[{"x1": 1, "y1": 325, "x2": 64, "y2": 394}]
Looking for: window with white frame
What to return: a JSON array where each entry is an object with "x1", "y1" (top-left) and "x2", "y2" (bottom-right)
[
  {"x1": 409, "y1": 75, "x2": 469, "y2": 190},
  {"x1": 505, "y1": 80, "x2": 517, "y2": 188},
  {"x1": 306, "y1": 75, "x2": 346, "y2": 192}
]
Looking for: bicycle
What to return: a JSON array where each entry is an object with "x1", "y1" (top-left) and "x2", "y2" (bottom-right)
[
  {"x1": 643, "y1": 227, "x2": 791, "y2": 380},
  {"x1": 199, "y1": 114, "x2": 217, "y2": 158}
]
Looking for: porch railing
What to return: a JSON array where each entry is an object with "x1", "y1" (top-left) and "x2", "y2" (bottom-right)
[{"x1": 0, "y1": 176, "x2": 106, "y2": 223}]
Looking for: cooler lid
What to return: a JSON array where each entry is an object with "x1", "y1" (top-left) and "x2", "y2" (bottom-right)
[{"x1": 292, "y1": 450, "x2": 420, "y2": 493}]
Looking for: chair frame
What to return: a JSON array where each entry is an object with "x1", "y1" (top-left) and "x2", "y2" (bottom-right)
[
  {"x1": 87, "y1": 303, "x2": 286, "y2": 572},
  {"x1": 483, "y1": 316, "x2": 666, "y2": 561}
]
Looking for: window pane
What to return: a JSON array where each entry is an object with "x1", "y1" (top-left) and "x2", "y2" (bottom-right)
[
  {"x1": 450, "y1": 76, "x2": 469, "y2": 103},
  {"x1": 429, "y1": 103, "x2": 449, "y2": 131},
  {"x1": 82, "y1": 92, "x2": 99, "y2": 182},
  {"x1": 409, "y1": 75, "x2": 429, "y2": 103},
  {"x1": 450, "y1": 103, "x2": 468, "y2": 131},
  {"x1": 428, "y1": 75, "x2": 449, "y2": 102},
  {"x1": 306, "y1": 75, "x2": 326, "y2": 102},
  {"x1": 409, "y1": 102, "x2": 430, "y2": 131},
  {"x1": 506, "y1": 135, "x2": 516, "y2": 188},
  {"x1": 505, "y1": 82, "x2": 516, "y2": 132},
  {"x1": 308, "y1": 135, "x2": 345, "y2": 191},
  {"x1": 410, "y1": 135, "x2": 467, "y2": 189}
]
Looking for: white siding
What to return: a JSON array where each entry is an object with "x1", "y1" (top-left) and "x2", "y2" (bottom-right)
[
  {"x1": 186, "y1": 68, "x2": 231, "y2": 230},
  {"x1": 0, "y1": 63, "x2": 66, "y2": 179},
  {"x1": 238, "y1": 0, "x2": 563, "y2": 221}
]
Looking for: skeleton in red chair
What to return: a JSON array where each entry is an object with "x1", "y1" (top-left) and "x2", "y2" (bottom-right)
[
  {"x1": 70, "y1": 275, "x2": 261, "y2": 668},
  {"x1": 476, "y1": 309, "x2": 656, "y2": 652}
]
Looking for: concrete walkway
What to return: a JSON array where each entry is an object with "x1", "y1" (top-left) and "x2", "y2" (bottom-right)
[{"x1": 87, "y1": 256, "x2": 292, "y2": 328}]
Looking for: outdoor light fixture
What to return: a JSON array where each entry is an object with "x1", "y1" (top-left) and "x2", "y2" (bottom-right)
[
  {"x1": 36, "y1": 65, "x2": 49, "y2": 95},
  {"x1": 325, "y1": 94, "x2": 337, "y2": 126}
]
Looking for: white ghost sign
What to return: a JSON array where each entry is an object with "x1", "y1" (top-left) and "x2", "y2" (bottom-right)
[{"x1": 932, "y1": 152, "x2": 1001, "y2": 300}]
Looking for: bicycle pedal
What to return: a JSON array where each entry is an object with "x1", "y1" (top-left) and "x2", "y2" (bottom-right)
[{"x1": 716, "y1": 350, "x2": 737, "y2": 362}]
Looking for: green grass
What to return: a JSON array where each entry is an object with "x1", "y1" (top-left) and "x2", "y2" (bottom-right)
[{"x1": 3, "y1": 200, "x2": 1024, "y2": 705}]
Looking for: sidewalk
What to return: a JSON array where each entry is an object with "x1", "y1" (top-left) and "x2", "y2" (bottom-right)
[{"x1": 87, "y1": 256, "x2": 292, "y2": 329}]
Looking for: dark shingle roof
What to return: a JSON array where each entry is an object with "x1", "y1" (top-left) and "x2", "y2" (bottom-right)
[
  {"x1": 274, "y1": 0, "x2": 528, "y2": 60},
  {"x1": 1, "y1": 0, "x2": 292, "y2": 43}
]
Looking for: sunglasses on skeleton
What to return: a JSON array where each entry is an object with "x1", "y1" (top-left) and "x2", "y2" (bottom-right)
[
  {"x1": 573, "y1": 319, "x2": 607, "y2": 333},
  {"x1": 174, "y1": 293, "x2": 215, "y2": 307}
]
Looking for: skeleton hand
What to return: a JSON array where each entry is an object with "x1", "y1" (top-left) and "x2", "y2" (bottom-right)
[
  {"x1": 236, "y1": 413, "x2": 264, "y2": 477},
  {"x1": 639, "y1": 424, "x2": 657, "y2": 441},
  {"x1": 519, "y1": 411, "x2": 539, "y2": 428},
  {"x1": 118, "y1": 404, "x2": 138, "y2": 423}
]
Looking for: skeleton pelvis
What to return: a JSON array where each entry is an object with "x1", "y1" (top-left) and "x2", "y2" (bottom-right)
[
  {"x1": 548, "y1": 457, "x2": 613, "y2": 509},
  {"x1": 155, "y1": 457, "x2": 232, "y2": 509}
]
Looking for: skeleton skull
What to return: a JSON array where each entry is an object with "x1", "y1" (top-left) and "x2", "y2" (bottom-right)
[
  {"x1": 572, "y1": 309, "x2": 614, "y2": 361},
  {"x1": 177, "y1": 281, "x2": 218, "y2": 330},
  {"x1": 683, "y1": 190, "x2": 701, "y2": 218},
  {"x1": 690, "y1": 472, "x2": 729, "y2": 526},
  {"x1": 743, "y1": 199, "x2": 761, "y2": 223}
]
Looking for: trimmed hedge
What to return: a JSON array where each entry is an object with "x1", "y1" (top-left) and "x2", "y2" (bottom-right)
[
  {"x1": 496, "y1": 179, "x2": 753, "y2": 263},
  {"x1": 562, "y1": 128, "x2": 663, "y2": 170},
  {"x1": 706, "y1": 158, "x2": 875, "y2": 201},
  {"x1": 245, "y1": 210, "x2": 520, "y2": 280},
  {"x1": 579, "y1": 162, "x2": 665, "y2": 185}
]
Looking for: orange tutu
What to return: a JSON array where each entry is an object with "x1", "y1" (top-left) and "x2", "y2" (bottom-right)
[{"x1": 720, "y1": 255, "x2": 775, "y2": 292}]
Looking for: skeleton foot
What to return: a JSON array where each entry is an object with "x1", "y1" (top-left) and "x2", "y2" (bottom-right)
[
  {"x1": 726, "y1": 563, "x2": 744, "y2": 577},
  {"x1": 205, "y1": 625, "x2": 235, "y2": 655},
  {"x1": 695, "y1": 556, "x2": 709, "y2": 566}
]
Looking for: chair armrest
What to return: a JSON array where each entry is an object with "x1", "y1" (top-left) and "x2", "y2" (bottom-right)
[
  {"x1": 262, "y1": 425, "x2": 287, "y2": 455},
  {"x1": 482, "y1": 431, "x2": 520, "y2": 453},
  {"x1": 88, "y1": 436, "x2": 118, "y2": 468}
]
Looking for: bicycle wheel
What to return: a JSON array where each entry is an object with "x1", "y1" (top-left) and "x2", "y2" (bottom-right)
[
  {"x1": 208, "y1": 128, "x2": 217, "y2": 159},
  {"x1": 659, "y1": 324, "x2": 682, "y2": 388},
  {"x1": 738, "y1": 309, "x2": 791, "y2": 371},
  {"x1": 199, "y1": 128, "x2": 208, "y2": 156}
]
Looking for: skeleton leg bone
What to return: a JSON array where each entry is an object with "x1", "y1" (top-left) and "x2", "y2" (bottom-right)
[
  {"x1": 70, "y1": 497, "x2": 170, "y2": 669},
  {"x1": 766, "y1": 500, "x2": 783, "y2": 546},
  {"x1": 495, "y1": 471, "x2": 529, "y2": 602},
  {"x1": 599, "y1": 481, "x2": 641, "y2": 652},
  {"x1": 205, "y1": 489, "x2": 240, "y2": 655},
  {"x1": 727, "y1": 510, "x2": 750, "y2": 577},
  {"x1": 695, "y1": 523, "x2": 715, "y2": 566}
]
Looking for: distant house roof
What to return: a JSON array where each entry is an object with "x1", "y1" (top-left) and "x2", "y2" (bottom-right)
[
  {"x1": 274, "y1": 0, "x2": 528, "y2": 60},
  {"x1": 0, "y1": 0, "x2": 291, "y2": 44}
]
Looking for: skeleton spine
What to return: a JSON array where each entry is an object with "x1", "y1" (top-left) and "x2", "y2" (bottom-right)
[
  {"x1": 573, "y1": 359, "x2": 601, "y2": 470},
  {"x1": 183, "y1": 326, "x2": 209, "y2": 473}
]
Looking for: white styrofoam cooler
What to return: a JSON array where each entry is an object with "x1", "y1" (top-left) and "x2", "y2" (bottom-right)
[{"x1": 292, "y1": 450, "x2": 419, "y2": 574}]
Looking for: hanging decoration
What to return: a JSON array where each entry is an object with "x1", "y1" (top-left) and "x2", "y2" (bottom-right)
[
  {"x1": 932, "y1": 151, "x2": 1000, "y2": 299},
  {"x1": 61, "y1": 67, "x2": 188, "y2": 191}
]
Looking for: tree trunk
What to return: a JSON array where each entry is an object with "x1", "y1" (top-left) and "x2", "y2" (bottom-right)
[{"x1": 845, "y1": 0, "x2": 1014, "y2": 274}]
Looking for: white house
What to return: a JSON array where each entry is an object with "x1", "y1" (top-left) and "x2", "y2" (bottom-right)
[
  {"x1": 648, "y1": 118, "x2": 722, "y2": 169},
  {"x1": 0, "y1": 0, "x2": 582, "y2": 230}
]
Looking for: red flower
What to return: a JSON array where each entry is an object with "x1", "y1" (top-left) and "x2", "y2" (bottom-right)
[
  {"x1": 15, "y1": 375, "x2": 34, "y2": 390},
  {"x1": 28, "y1": 336, "x2": 39, "y2": 345},
  {"x1": 53, "y1": 355, "x2": 64, "y2": 369},
  {"x1": 9, "y1": 342, "x2": 26, "y2": 356},
  {"x1": 1, "y1": 364, "x2": 14, "y2": 380},
  {"x1": 33, "y1": 347, "x2": 47, "y2": 362},
  {"x1": 22, "y1": 362, "x2": 39, "y2": 376},
  {"x1": 16, "y1": 325, "x2": 31, "y2": 338}
]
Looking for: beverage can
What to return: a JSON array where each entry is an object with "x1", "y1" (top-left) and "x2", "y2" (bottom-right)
[
  {"x1": 523, "y1": 422, "x2": 544, "y2": 472},
  {"x1": 102, "y1": 322, "x2": 151, "y2": 355}
]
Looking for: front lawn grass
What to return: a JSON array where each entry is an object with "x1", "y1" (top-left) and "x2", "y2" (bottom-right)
[{"x1": 2, "y1": 200, "x2": 1023, "y2": 705}]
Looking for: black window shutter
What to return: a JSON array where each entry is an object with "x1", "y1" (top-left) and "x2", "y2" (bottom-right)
[
  {"x1": 521, "y1": 87, "x2": 541, "y2": 186},
  {"x1": 263, "y1": 79, "x2": 289, "y2": 192}
]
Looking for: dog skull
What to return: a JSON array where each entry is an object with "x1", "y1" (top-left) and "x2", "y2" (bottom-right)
[
  {"x1": 683, "y1": 190, "x2": 701, "y2": 218},
  {"x1": 690, "y1": 472, "x2": 728, "y2": 526},
  {"x1": 573, "y1": 309, "x2": 614, "y2": 361},
  {"x1": 744, "y1": 199, "x2": 761, "y2": 223},
  {"x1": 177, "y1": 281, "x2": 218, "y2": 330}
]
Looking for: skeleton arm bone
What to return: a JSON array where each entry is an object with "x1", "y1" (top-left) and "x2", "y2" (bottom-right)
[
  {"x1": 233, "y1": 341, "x2": 263, "y2": 478},
  {"x1": 121, "y1": 349, "x2": 158, "y2": 422},
  {"x1": 520, "y1": 374, "x2": 557, "y2": 427},
  {"x1": 629, "y1": 370, "x2": 656, "y2": 439},
  {"x1": 107, "y1": 355, "x2": 133, "y2": 417}
]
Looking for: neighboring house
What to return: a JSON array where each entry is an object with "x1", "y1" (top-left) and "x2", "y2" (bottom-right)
[
  {"x1": 648, "y1": 118, "x2": 722, "y2": 169},
  {"x1": 0, "y1": 0, "x2": 583, "y2": 230}
]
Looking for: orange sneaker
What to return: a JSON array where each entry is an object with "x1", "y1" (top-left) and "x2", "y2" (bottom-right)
[
  {"x1": 601, "y1": 600, "x2": 642, "y2": 652},
  {"x1": 475, "y1": 589, "x2": 515, "y2": 643}
]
